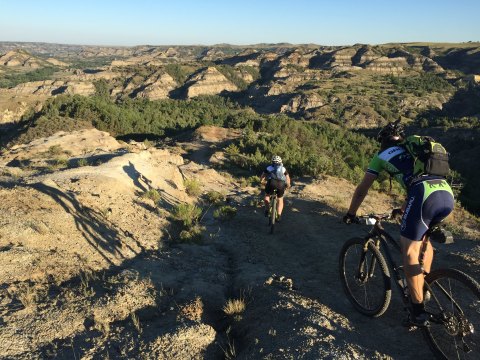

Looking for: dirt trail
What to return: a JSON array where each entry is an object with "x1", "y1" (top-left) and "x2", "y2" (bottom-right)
[
  {"x1": 179, "y1": 128, "x2": 480, "y2": 359},
  {"x1": 213, "y1": 188, "x2": 433, "y2": 359}
]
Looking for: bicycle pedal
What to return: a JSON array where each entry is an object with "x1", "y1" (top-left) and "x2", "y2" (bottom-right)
[
  {"x1": 401, "y1": 318, "x2": 419, "y2": 330},
  {"x1": 402, "y1": 313, "x2": 430, "y2": 329},
  {"x1": 424, "y1": 290, "x2": 431, "y2": 303}
]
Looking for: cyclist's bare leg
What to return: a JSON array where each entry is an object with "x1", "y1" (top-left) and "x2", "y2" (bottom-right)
[
  {"x1": 401, "y1": 236, "x2": 425, "y2": 304},
  {"x1": 264, "y1": 194, "x2": 270, "y2": 207},
  {"x1": 263, "y1": 194, "x2": 270, "y2": 214},
  {"x1": 422, "y1": 240, "x2": 433, "y2": 274},
  {"x1": 277, "y1": 197, "x2": 284, "y2": 216}
]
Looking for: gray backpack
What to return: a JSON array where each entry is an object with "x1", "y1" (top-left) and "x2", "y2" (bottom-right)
[{"x1": 270, "y1": 165, "x2": 286, "y2": 182}]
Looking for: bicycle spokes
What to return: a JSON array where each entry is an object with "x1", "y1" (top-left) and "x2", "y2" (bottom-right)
[
  {"x1": 355, "y1": 250, "x2": 377, "y2": 284},
  {"x1": 423, "y1": 269, "x2": 480, "y2": 359},
  {"x1": 339, "y1": 237, "x2": 391, "y2": 317}
]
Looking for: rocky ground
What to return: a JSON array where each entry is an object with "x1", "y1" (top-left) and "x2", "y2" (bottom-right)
[{"x1": 0, "y1": 126, "x2": 479, "y2": 359}]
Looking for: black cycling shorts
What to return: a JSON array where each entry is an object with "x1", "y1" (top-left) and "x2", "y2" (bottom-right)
[
  {"x1": 265, "y1": 179, "x2": 286, "y2": 197},
  {"x1": 400, "y1": 179, "x2": 454, "y2": 241}
]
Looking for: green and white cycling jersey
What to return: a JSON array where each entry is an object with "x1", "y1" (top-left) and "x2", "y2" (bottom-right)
[{"x1": 366, "y1": 146, "x2": 414, "y2": 189}]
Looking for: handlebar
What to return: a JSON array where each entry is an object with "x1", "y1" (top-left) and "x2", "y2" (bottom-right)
[{"x1": 355, "y1": 213, "x2": 392, "y2": 225}]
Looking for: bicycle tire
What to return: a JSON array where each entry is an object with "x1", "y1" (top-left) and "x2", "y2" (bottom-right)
[
  {"x1": 339, "y1": 237, "x2": 392, "y2": 317},
  {"x1": 270, "y1": 196, "x2": 277, "y2": 234},
  {"x1": 423, "y1": 268, "x2": 480, "y2": 360}
]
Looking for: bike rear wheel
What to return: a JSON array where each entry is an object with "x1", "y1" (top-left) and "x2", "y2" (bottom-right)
[
  {"x1": 339, "y1": 237, "x2": 392, "y2": 317},
  {"x1": 269, "y1": 196, "x2": 277, "y2": 234},
  {"x1": 423, "y1": 268, "x2": 480, "y2": 359}
]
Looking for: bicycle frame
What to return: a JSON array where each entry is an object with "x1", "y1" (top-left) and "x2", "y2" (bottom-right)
[
  {"x1": 267, "y1": 189, "x2": 278, "y2": 234},
  {"x1": 345, "y1": 215, "x2": 480, "y2": 357},
  {"x1": 361, "y1": 220, "x2": 410, "y2": 305},
  {"x1": 360, "y1": 217, "x2": 467, "y2": 320}
]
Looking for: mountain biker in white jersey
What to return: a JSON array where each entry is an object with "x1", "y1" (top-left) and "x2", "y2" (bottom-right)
[
  {"x1": 343, "y1": 121, "x2": 454, "y2": 327},
  {"x1": 260, "y1": 155, "x2": 291, "y2": 222}
]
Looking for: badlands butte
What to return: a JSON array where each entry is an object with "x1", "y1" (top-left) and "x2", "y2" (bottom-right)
[{"x1": 0, "y1": 41, "x2": 480, "y2": 359}]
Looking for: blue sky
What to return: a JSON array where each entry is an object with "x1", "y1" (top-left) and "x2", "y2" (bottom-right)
[{"x1": 0, "y1": 0, "x2": 479, "y2": 46}]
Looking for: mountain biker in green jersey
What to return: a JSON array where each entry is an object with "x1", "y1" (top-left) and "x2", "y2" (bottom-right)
[
  {"x1": 343, "y1": 121, "x2": 454, "y2": 327},
  {"x1": 260, "y1": 155, "x2": 291, "y2": 222}
]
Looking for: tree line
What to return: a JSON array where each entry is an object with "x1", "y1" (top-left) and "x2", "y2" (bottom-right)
[{"x1": 17, "y1": 89, "x2": 478, "y2": 213}]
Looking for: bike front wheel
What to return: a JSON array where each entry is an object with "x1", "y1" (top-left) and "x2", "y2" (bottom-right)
[
  {"x1": 423, "y1": 268, "x2": 480, "y2": 360},
  {"x1": 339, "y1": 237, "x2": 392, "y2": 317}
]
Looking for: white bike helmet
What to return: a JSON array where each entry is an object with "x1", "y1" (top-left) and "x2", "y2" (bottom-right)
[{"x1": 272, "y1": 155, "x2": 282, "y2": 164}]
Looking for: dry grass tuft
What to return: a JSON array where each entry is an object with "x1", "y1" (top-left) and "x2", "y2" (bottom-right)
[
  {"x1": 131, "y1": 312, "x2": 142, "y2": 333},
  {"x1": 223, "y1": 298, "x2": 246, "y2": 316},
  {"x1": 178, "y1": 296, "x2": 204, "y2": 321}
]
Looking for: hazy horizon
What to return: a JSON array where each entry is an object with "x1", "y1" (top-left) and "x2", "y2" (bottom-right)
[
  {"x1": 1, "y1": 0, "x2": 479, "y2": 47},
  {"x1": 3, "y1": 39, "x2": 480, "y2": 49}
]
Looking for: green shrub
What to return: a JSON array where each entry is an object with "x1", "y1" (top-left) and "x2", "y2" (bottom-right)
[
  {"x1": 247, "y1": 175, "x2": 261, "y2": 187},
  {"x1": 53, "y1": 157, "x2": 68, "y2": 167},
  {"x1": 142, "y1": 189, "x2": 161, "y2": 204},
  {"x1": 205, "y1": 190, "x2": 225, "y2": 205},
  {"x1": 143, "y1": 139, "x2": 154, "y2": 149},
  {"x1": 213, "y1": 205, "x2": 237, "y2": 221},
  {"x1": 215, "y1": 65, "x2": 248, "y2": 90},
  {"x1": 179, "y1": 224, "x2": 205, "y2": 243},
  {"x1": 164, "y1": 64, "x2": 195, "y2": 84},
  {"x1": 46, "y1": 157, "x2": 68, "y2": 171},
  {"x1": 184, "y1": 178, "x2": 202, "y2": 197},
  {"x1": 172, "y1": 203, "x2": 202, "y2": 227},
  {"x1": 48, "y1": 144, "x2": 64, "y2": 156},
  {"x1": 77, "y1": 158, "x2": 89, "y2": 167}
]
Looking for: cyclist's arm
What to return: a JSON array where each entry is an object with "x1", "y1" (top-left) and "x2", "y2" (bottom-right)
[
  {"x1": 260, "y1": 171, "x2": 268, "y2": 184},
  {"x1": 347, "y1": 172, "x2": 377, "y2": 215},
  {"x1": 285, "y1": 173, "x2": 291, "y2": 188}
]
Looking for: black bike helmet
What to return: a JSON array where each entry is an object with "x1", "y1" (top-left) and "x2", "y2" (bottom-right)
[{"x1": 376, "y1": 119, "x2": 405, "y2": 144}]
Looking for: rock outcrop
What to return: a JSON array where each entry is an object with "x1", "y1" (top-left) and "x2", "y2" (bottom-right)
[
  {"x1": 280, "y1": 93, "x2": 325, "y2": 113},
  {"x1": 11, "y1": 80, "x2": 95, "y2": 96},
  {"x1": 0, "y1": 49, "x2": 58, "y2": 68},
  {"x1": 0, "y1": 100, "x2": 28, "y2": 124},
  {"x1": 135, "y1": 72, "x2": 178, "y2": 100},
  {"x1": 185, "y1": 67, "x2": 238, "y2": 98}
]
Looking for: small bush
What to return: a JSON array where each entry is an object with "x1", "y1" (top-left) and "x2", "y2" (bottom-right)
[
  {"x1": 79, "y1": 270, "x2": 96, "y2": 297},
  {"x1": 238, "y1": 177, "x2": 249, "y2": 188},
  {"x1": 179, "y1": 224, "x2": 205, "y2": 243},
  {"x1": 16, "y1": 284, "x2": 42, "y2": 310},
  {"x1": 184, "y1": 178, "x2": 202, "y2": 197},
  {"x1": 247, "y1": 175, "x2": 261, "y2": 187},
  {"x1": 205, "y1": 190, "x2": 225, "y2": 205},
  {"x1": 47, "y1": 157, "x2": 68, "y2": 171},
  {"x1": 77, "y1": 158, "x2": 89, "y2": 167},
  {"x1": 172, "y1": 203, "x2": 202, "y2": 227},
  {"x1": 143, "y1": 139, "x2": 154, "y2": 149},
  {"x1": 213, "y1": 205, "x2": 237, "y2": 221},
  {"x1": 47, "y1": 144, "x2": 64, "y2": 156},
  {"x1": 142, "y1": 189, "x2": 161, "y2": 204}
]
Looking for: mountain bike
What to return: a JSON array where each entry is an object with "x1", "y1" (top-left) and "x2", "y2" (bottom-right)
[
  {"x1": 268, "y1": 189, "x2": 278, "y2": 234},
  {"x1": 339, "y1": 213, "x2": 480, "y2": 359}
]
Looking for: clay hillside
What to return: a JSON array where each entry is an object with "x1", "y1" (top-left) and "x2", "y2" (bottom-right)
[
  {"x1": 0, "y1": 42, "x2": 480, "y2": 359},
  {"x1": 1, "y1": 42, "x2": 480, "y2": 123}
]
